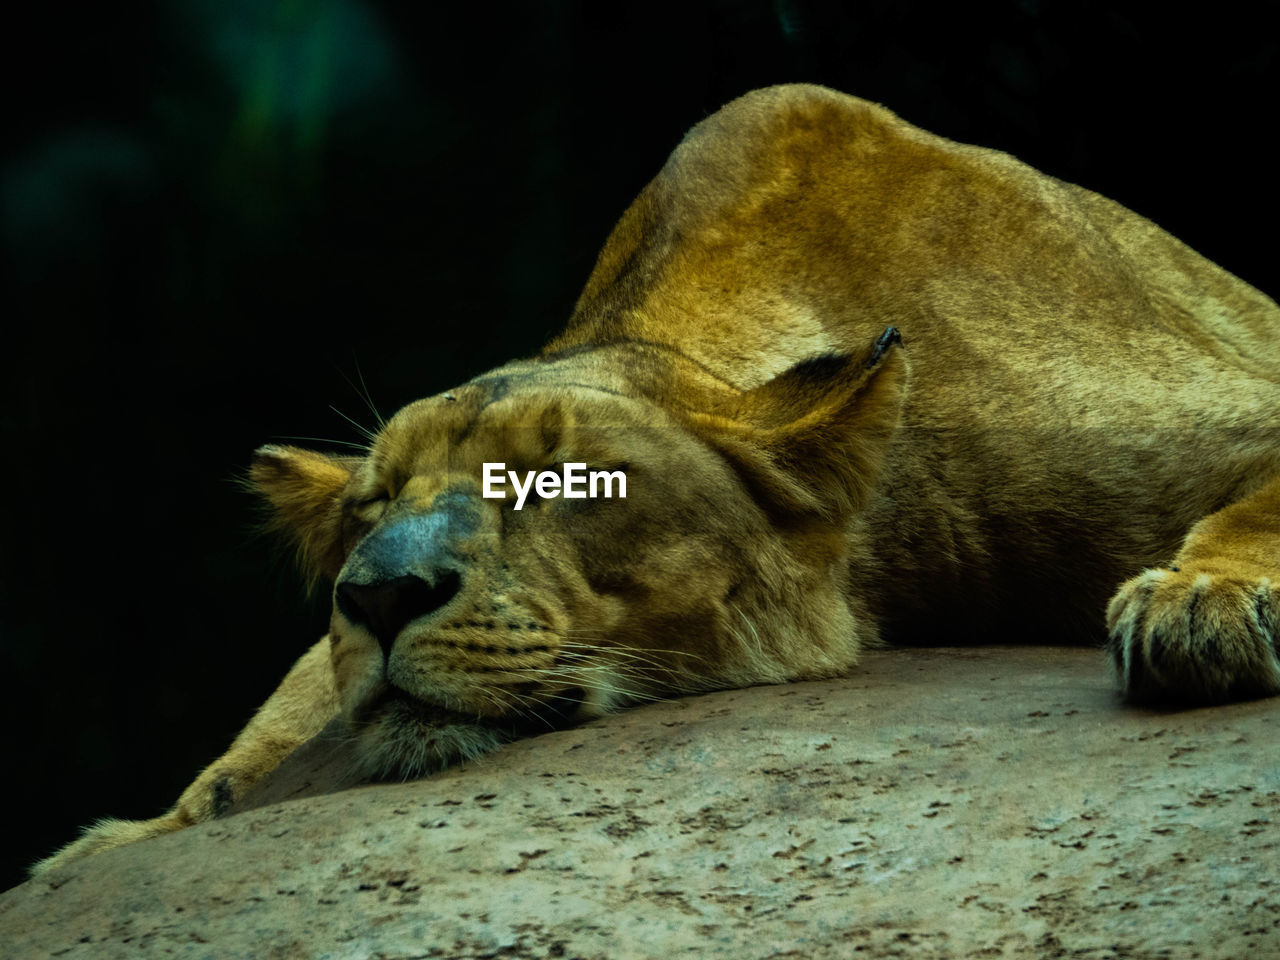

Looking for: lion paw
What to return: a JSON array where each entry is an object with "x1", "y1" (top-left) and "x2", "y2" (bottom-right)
[
  {"x1": 29, "y1": 814, "x2": 185, "y2": 877},
  {"x1": 1106, "y1": 566, "x2": 1280, "y2": 703}
]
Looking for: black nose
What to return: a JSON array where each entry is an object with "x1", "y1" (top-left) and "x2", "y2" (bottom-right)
[{"x1": 336, "y1": 571, "x2": 462, "y2": 658}]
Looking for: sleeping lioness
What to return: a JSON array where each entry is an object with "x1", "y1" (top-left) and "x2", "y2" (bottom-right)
[{"x1": 35, "y1": 84, "x2": 1280, "y2": 875}]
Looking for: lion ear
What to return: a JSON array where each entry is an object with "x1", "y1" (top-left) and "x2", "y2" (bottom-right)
[
  {"x1": 249, "y1": 445, "x2": 358, "y2": 585},
  {"x1": 686, "y1": 328, "x2": 907, "y2": 519}
]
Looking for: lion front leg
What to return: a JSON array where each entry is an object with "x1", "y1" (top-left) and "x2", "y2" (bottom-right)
[
  {"x1": 1107, "y1": 475, "x2": 1280, "y2": 702},
  {"x1": 31, "y1": 637, "x2": 339, "y2": 876}
]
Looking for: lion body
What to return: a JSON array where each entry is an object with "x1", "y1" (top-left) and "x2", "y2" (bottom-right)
[
  {"x1": 556, "y1": 84, "x2": 1280, "y2": 646},
  {"x1": 35, "y1": 85, "x2": 1280, "y2": 876}
]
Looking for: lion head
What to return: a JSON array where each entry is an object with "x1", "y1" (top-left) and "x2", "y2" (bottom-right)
[{"x1": 251, "y1": 331, "x2": 905, "y2": 778}]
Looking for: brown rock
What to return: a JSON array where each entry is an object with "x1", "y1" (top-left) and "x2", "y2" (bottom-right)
[{"x1": 3, "y1": 647, "x2": 1277, "y2": 958}]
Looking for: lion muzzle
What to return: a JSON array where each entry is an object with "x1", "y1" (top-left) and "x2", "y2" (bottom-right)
[{"x1": 334, "y1": 494, "x2": 478, "y2": 658}]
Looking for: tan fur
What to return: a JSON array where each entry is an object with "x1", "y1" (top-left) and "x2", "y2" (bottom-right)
[{"x1": 34, "y1": 85, "x2": 1280, "y2": 876}]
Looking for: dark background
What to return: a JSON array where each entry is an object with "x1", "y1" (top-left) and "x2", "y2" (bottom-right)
[{"x1": 2, "y1": 0, "x2": 1276, "y2": 888}]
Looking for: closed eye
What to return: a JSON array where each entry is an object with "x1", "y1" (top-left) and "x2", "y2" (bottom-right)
[
  {"x1": 344, "y1": 494, "x2": 388, "y2": 510},
  {"x1": 343, "y1": 493, "x2": 391, "y2": 526}
]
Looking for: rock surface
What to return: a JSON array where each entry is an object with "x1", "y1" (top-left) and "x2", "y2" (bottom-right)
[{"x1": 3, "y1": 647, "x2": 1278, "y2": 959}]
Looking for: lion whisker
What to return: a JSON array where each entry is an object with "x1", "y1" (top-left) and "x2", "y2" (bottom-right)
[
  {"x1": 512, "y1": 668, "x2": 679, "y2": 706},
  {"x1": 505, "y1": 671, "x2": 633, "y2": 699},
  {"x1": 559, "y1": 635, "x2": 710, "y2": 664},
  {"x1": 328, "y1": 404, "x2": 379, "y2": 443},
  {"x1": 551, "y1": 649, "x2": 712, "y2": 695},
  {"x1": 344, "y1": 358, "x2": 387, "y2": 431},
  {"x1": 483, "y1": 688, "x2": 562, "y2": 731},
  {"x1": 556, "y1": 641, "x2": 707, "y2": 674},
  {"x1": 274, "y1": 434, "x2": 371, "y2": 452},
  {"x1": 729, "y1": 602, "x2": 766, "y2": 660}
]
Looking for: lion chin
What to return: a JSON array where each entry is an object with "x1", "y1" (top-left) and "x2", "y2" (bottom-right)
[
  {"x1": 348, "y1": 684, "x2": 590, "y2": 781},
  {"x1": 348, "y1": 689, "x2": 514, "y2": 781}
]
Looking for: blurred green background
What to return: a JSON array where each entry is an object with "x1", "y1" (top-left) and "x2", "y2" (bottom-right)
[{"x1": 2, "y1": 0, "x2": 1276, "y2": 888}]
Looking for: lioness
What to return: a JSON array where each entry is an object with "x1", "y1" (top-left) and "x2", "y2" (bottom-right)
[{"x1": 35, "y1": 84, "x2": 1280, "y2": 875}]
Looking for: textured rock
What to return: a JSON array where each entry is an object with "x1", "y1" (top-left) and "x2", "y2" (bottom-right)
[{"x1": 3, "y1": 647, "x2": 1278, "y2": 959}]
